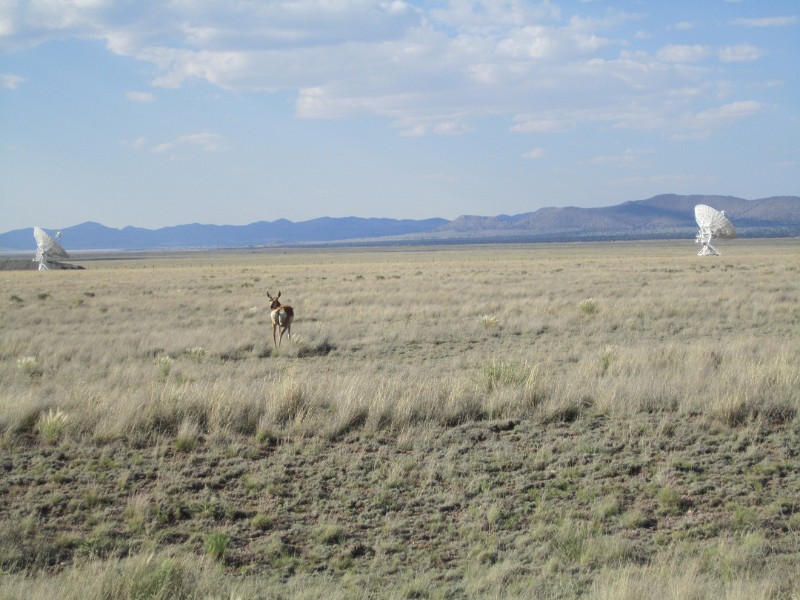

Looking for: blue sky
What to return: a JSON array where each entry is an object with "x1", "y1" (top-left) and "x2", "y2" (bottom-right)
[{"x1": 1, "y1": 0, "x2": 798, "y2": 231}]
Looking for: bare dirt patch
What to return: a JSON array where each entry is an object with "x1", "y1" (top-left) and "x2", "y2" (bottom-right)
[{"x1": 1, "y1": 414, "x2": 797, "y2": 597}]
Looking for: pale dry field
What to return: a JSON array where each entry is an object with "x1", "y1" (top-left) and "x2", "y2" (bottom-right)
[{"x1": 1, "y1": 240, "x2": 798, "y2": 599}]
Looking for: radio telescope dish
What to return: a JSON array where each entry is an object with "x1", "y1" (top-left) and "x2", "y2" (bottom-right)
[
  {"x1": 694, "y1": 205, "x2": 736, "y2": 256},
  {"x1": 33, "y1": 226, "x2": 69, "y2": 270}
]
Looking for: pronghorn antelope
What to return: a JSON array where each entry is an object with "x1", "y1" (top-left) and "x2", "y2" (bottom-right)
[{"x1": 267, "y1": 291, "x2": 294, "y2": 348}]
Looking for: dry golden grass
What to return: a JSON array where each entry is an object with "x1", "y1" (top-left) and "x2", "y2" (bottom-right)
[
  {"x1": 2, "y1": 240, "x2": 798, "y2": 442},
  {"x1": 0, "y1": 239, "x2": 798, "y2": 598}
]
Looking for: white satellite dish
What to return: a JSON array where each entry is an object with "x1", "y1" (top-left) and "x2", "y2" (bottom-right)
[
  {"x1": 694, "y1": 204, "x2": 736, "y2": 256},
  {"x1": 33, "y1": 226, "x2": 69, "y2": 270}
]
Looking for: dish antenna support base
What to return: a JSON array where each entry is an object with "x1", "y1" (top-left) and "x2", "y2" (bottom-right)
[
  {"x1": 694, "y1": 205, "x2": 735, "y2": 257},
  {"x1": 33, "y1": 227, "x2": 69, "y2": 270},
  {"x1": 696, "y1": 231, "x2": 720, "y2": 255}
]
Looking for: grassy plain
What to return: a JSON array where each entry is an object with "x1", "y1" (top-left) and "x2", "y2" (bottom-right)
[{"x1": 1, "y1": 240, "x2": 799, "y2": 599}]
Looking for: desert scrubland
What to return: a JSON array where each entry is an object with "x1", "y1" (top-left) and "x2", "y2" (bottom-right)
[{"x1": 1, "y1": 240, "x2": 798, "y2": 599}]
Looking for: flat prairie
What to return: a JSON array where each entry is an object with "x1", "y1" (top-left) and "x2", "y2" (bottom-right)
[{"x1": 1, "y1": 240, "x2": 798, "y2": 599}]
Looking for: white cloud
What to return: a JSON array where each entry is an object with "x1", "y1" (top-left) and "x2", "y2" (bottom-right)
[
  {"x1": 657, "y1": 44, "x2": 710, "y2": 63},
  {"x1": 718, "y1": 44, "x2": 763, "y2": 62},
  {"x1": 433, "y1": 121, "x2": 473, "y2": 135},
  {"x1": 146, "y1": 133, "x2": 228, "y2": 155},
  {"x1": 120, "y1": 136, "x2": 148, "y2": 149},
  {"x1": 497, "y1": 26, "x2": 556, "y2": 59},
  {"x1": 126, "y1": 91, "x2": 155, "y2": 103},
  {"x1": 511, "y1": 117, "x2": 575, "y2": 133},
  {"x1": 0, "y1": 1, "x2": 776, "y2": 141},
  {"x1": 670, "y1": 100, "x2": 763, "y2": 139},
  {"x1": 731, "y1": 16, "x2": 798, "y2": 27},
  {"x1": 399, "y1": 124, "x2": 426, "y2": 137},
  {"x1": 590, "y1": 148, "x2": 650, "y2": 166},
  {"x1": 695, "y1": 100, "x2": 762, "y2": 122},
  {"x1": 615, "y1": 173, "x2": 715, "y2": 186},
  {"x1": 150, "y1": 142, "x2": 175, "y2": 154},
  {"x1": 522, "y1": 147, "x2": 544, "y2": 159},
  {"x1": 1, "y1": 73, "x2": 26, "y2": 90},
  {"x1": 170, "y1": 133, "x2": 226, "y2": 152}
]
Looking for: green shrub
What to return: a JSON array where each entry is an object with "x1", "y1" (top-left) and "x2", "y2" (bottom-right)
[
  {"x1": 205, "y1": 532, "x2": 229, "y2": 561},
  {"x1": 656, "y1": 486, "x2": 687, "y2": 516},
  {"x1": 579, "y1": 298, "x2": 598, "y2": 315},
  {"x1": 315, "y1": 523, "x2": 345, "y2": 545},
  {"x1": 156, "y1": 355, "x2": 174, "y2": 379},
  {"x1": 251, "y1": 513, "x2": 274, "y2": 532}
]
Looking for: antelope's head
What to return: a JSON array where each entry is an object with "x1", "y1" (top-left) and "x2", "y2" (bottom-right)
[{"x1": 267, "y1": 291, "x2": 282, "y2": 310}]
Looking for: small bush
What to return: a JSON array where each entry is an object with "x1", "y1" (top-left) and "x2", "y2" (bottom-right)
[
  {"x1": 599, "y1": 346, "x2": 615, "y2": 376},
  {"x1": 125, "y1": 557, "x2": 188, "y2": 599},
  {"x1": 17, "y1": 356, "x2": 43, "y2": 378},
  {"x1": 251, "y1": 513, "x2": 274, "y2": 532},
  {"x1": 620, "y1": 508, "x2": 655, "y2": 529},
  {"x1": 186, "y1": 346, "x2": 207, "y2": 363},
  {"x1": 36, "y1": 409, "x2": 68, "y2": 444},
  {"x1": 296, "y1": 339, "x2": 336, "y2": 358},
  {"x1": 480, "y1": 315, "x2": 499, "y2": 329},
  {"x1": 315, "y1": 523, "x2": 345, "y2": 545},
  {"x1": 656, "y1": 486, "x2": 688, "y2": 516},
  {"x1": 267, "y1": 371, "x2": 307, "y2": 426},
  {"x1": 482, "y1": 360, "x2": 529, "y2": 391},
  {"x1": 156, "y1": 355, "x2": 174, "y2": 379},
  {"x1": 204, "y1": 532, "x2": 229, "y2": 561},
  {"x1": 175, "y1": 419, "x2": 199, "y2": 452},
  {"x1": 124, "y1": 495, "x2": 150, "y2": 533},
  {"x1": 579, "y1": 298, "x2": 599, "y2": 315}
]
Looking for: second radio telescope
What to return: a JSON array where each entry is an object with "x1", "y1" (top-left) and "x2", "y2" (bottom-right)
[
  {"x1": 33, "y1": 226, "x2": 69, "y2": 270},
  {"x1": 694, "y1": 205, "x2": 736, "y2": 256}
]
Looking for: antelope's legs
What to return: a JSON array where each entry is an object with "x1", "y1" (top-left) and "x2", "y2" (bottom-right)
[{"x1": 281, "y1": 323, "x2": 291, "y2": 346}]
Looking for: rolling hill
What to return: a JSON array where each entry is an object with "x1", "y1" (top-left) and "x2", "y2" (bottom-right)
[
  {"x1": 1, "y1": 194, "x2": 798, "y2": 253},
  {"x1": 435, "y1": 195, "x2": 800, "y2": 240}
]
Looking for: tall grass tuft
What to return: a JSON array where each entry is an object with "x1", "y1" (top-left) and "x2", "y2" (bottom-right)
[
  {"x1": 17, "y1": 356, "x2": 43, "y2": 378},
  {"x1": 579, "y1": 298, "x2": 599, "y2": 315},
  {"x1": 204, "y1": 532, "x2": 229, "y2": 561},
  {"x1": 480, "y1": 315, "x2": 499, "y2": 329},
  {"x1": 186, "y1": 346, "x2": 207, "y2": 363},
  {"x1": 481, "y1": 360, "x2": 530, "y2": 392},
  {"x1": 155, "y1": 355, "x2": 174, "y2": 380},
  {"x1": 36, "y1": 409, "x2": 68, "y2": 444},
  {"x1": 266, "y1": 369, "x2": 308, "y2": 429},
  {"x1": 174, "y1": 418, "x2": 199, "y2": 452}
]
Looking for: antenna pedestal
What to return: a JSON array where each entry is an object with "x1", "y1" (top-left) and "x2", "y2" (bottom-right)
[
  {"x1": 33, "y1": 227, "x2": 68, "y2": 270},
  {"x1": 694, "y1": 205, "x2": 735, "y2": 257}
]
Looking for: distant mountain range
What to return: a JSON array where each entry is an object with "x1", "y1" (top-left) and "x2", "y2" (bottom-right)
[{"x1": 1, "y1": 194, "x2": 798, "y2": 253}]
